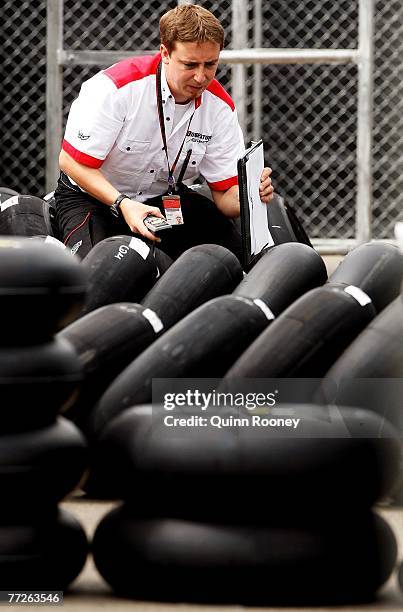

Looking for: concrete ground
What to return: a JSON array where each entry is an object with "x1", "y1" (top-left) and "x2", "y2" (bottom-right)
[{"x1": 322, "y1": 254, "x2": 343, "y2": 276}]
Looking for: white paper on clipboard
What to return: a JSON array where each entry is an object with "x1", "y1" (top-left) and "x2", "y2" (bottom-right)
[{"x1": 244, "y1": 141, "x2": 274, "y2": 254}]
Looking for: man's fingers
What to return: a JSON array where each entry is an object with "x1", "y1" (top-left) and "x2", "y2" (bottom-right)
[
  {"x1": 259, "y1": 172, "x2": 275, "y2": 203},
  {"x1": 128, "y1": 217, "x2": 162, "y2": 242},
  {"x1": 141, "y1": 218, "x2": 162, "y2": 242},
  {"x1": 259, "y1": 182, "x2": 273, "y2": 195},
  {"x1": 150, "y1": 207, "x2": 164, "y2": 218},
  {"x1": 261, "y1": 167, "x2": 272, "y2": 180},
  {"x1": 260, "y1": 179, "x2": 273, "y2": 189},
  {"x1": 140, "y1": 226, "x2": 161, "y2": 242}
]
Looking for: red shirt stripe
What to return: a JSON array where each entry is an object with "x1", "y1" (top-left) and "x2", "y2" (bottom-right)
[
  {"x1": 104, "y1": 54, "x2": 161, "y2": 89},
  {"x1": 62, "y1": 139, "x2": 104, "y2": 168},
  {"x1": 208, "y1": 176, "x2": 238, "y2": 191}
]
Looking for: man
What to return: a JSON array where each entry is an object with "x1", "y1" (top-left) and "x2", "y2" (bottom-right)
[{"x1": 54, "y1": 4, "x2": 274, "y2": 261}]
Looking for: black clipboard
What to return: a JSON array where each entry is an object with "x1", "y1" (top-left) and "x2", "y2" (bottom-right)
[
  {"x1": 237, "y1": 139, "x2": 271, "y2": 270},
  {"x1": 238, "y1": 140, "x2": 313, "y2": 270}
]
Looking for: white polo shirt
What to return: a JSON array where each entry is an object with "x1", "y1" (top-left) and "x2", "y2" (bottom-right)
[{"x1": 62, "y1": 53, "x2": 245, "y2": 202}]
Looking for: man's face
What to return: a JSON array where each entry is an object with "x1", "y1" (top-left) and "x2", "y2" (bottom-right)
[{"x1": 160, "y1": 40, "x2": 221, "y2": 103}]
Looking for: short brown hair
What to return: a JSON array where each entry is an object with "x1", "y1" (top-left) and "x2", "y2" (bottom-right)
[{"x1": 160, "y1": 5, "x2": 225, "y2": 54}]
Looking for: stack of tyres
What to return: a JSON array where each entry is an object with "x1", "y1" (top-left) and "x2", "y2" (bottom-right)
[
  {"x1": 222, "y1": 283, "x2": 377, "y2": 385},
  {"x1": 317, "y1": 292, "x2": 403, "y2": 432},
  {"x1": 61, "y1": 243, "x2": 244, "y2": 437},
  {"x1": 222, "y1": 241, "x2": 403, "y2": 390},
  {"x1": 89, "y1": 243, "x2": 327, "y2": 439},
  {"x1": 316, "y1": 292, "x2": 403, "y2": 503},
  {"x1": 316, "y1": 242, "x2": 403, "y2": 432},
  {"x1": 91, "y1": 404, "x2": 400, "y2": 605},
  {"x1": 317, "y1": 245, "x2": 403, "y2": 501},
  {"x1": 87, "y1": 295, "x2": 273, "y2": 448},
  {"x1": 0, "y1": 238, "x2": 89, "y2": 590},
  {"x1": 0, "y1": 237, "x2": 87, "y2": 340}
]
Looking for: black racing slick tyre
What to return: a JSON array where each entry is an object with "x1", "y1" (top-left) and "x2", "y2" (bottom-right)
[
  {"x1": 91, "y1": 295, "x2": 273, "y2": 435},
  {"x1": 0, "y1": 187, "x2": 19, "y2": 204},
  {"x1": 28, "y1": 234, "x2": 67, "y2": 250},
  {"x1": 92, "y1": 507, "x2": 396, "y2": 605},
  {"x1": 328, "y1": 242, "x2": 403, "y2": 313},
  {"x1": 90, "y1": 404, "x2": 401, "y2": 513},
  {"x1": 232, "y1": 241, "x2": 327, "y2": 313},
  {"x1": 141, "y1": 244, "x2": 243, "y2": 329},
  {"x1": 266, "y1": 193, "x2": 313, "y2": 248},
  {"x1": 317, "y1": 294, "x2": 403, "y2": 432},
  {"x1": 0, "y1": 336, "x2": 82, "y2": 431},
  {"x1": 0, "y1": 237, "x2": 86, "y2": 342},
  {"x1": 0, "y1": 508, "x2": 88, "y2": 591},
  {"x1": 223, "y1": 283, "x2": 377, "y2": 380},
  {"x1": 58, "y1": 303, "x2": 164, "y2": 426},
  {"x1": 80, "y1": 235, "x2": 166, "y2": 315},
  {"x1": 0, "y1": 194, "x2": 55, "y2": 237},
  {"x1": 323, "y1": 293, "x2": 403, "y2": 380},
  {"x1": 0, "y1": 418, "x2": 87, "y2": 511}
]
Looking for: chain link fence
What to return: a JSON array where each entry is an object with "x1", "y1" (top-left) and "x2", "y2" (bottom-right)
[
  {"x1": 2, "y1": 1, "x2": 47, "y2": 195},
  {"x1": 257, "y1": 1, "x2": 357, "y2": 239},
  {"x1": 1, "y1": 1, "x2": 401, "y2": 242}
]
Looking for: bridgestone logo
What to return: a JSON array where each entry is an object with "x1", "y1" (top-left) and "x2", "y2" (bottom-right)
[{"x1": 186, "y1": 130, "x2": 212, "y2": 142}]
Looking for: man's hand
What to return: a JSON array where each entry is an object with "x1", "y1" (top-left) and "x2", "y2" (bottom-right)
[
  {"x1": 259, "y1": 167, "x2": 274, "y2": 203},
  {"x1": 120, "y1": 198, "x2": 165, "y2": 242}
]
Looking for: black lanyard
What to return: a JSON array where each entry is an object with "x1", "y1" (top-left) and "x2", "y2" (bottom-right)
[{"x1": 156, "y1": 61, "x2": 195, "y2": 194}]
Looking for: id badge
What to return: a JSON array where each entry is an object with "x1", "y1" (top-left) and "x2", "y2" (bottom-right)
[{"x1": 162, "y1": 195, "x2": 184, "y2": 226}]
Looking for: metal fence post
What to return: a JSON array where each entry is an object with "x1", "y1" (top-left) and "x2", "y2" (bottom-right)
[
  {"x1": 253, "y1": 0, "x2": 262, "y2": 143},
  {"x1": 356, "y1": 0, "x2": 374, "y2": 243},
  {"x1": 231, "y1": 0, "x2": 248, "y2": 136},
  {"x1": 46, "y1": 0, "x2": 63, "y2": 193}
]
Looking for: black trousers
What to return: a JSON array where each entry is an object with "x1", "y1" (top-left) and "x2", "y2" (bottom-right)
[{"x1": 54, "y1": 173, "x2": 242, "y2": 262}]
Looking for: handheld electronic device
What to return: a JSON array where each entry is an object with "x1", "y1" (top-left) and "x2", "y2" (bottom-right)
[{"x1": 143, "y1": 215, "x2": 172, "y2": 234}]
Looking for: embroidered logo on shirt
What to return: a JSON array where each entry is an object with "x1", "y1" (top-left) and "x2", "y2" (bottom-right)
[
  {"x1": 186, "y1": 130, "x2": 212, "y2": 143},
  {"x1": 78, "y1": 130, "x2": 90, "y2": 140}
]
